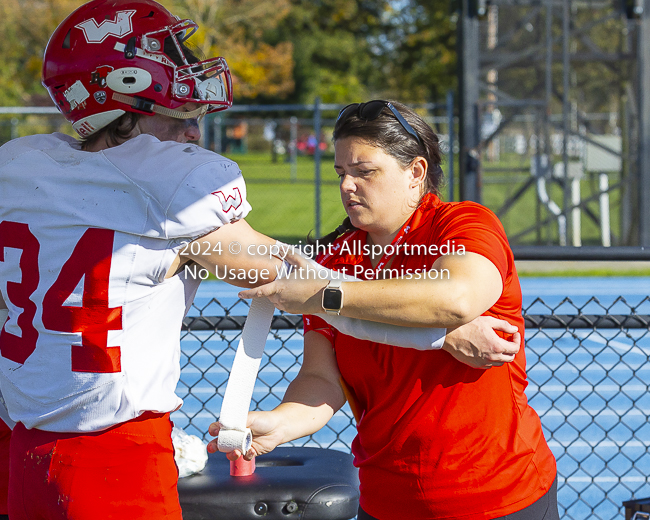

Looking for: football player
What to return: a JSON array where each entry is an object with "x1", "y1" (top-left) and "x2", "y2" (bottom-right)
[
  {"x1": 0, "y1": 1, "x2": 281, "y2": 518},
  {"x1": 0, "y1": 0, "x2": 519, "y2": 518}
]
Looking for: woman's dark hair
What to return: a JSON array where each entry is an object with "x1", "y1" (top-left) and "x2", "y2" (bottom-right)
[{"x1": 308, "y1": 100, "x2": 445, "y2": 253}]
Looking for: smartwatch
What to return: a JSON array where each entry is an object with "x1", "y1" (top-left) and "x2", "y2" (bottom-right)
[{"x1": 322, "y1": 279, "x2": 344, "y2": 315}]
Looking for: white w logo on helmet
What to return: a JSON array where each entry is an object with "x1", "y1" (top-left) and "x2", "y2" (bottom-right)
[{"x1": 76, "y1": 10, "x2": 136, "y2": 44}]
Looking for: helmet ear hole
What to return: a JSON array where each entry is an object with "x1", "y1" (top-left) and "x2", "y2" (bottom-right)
[{"x1": 107, "y1": 68, "x2": 152, "y2": 94}]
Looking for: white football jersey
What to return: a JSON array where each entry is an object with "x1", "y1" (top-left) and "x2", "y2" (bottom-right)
[{"x1": 0, "y1": 132, "x2": 251, "y2": 432}]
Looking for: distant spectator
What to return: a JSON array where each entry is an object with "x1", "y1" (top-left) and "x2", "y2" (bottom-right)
[{"x1": 231, "y1": 121, "x2": 248, "y2": 153}]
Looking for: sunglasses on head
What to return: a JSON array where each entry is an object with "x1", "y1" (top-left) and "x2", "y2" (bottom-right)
[{"x1": 336, "y1": 100, "x2": 422, "y2": 146}]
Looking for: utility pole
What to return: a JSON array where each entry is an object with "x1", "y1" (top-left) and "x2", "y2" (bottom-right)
[{"x1": 458, "y1": 0, "x2": 481, "y2": 203}]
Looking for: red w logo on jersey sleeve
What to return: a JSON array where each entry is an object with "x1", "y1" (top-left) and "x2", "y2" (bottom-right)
[{"x1": 211, "y1": 187, "x2": 242, "y2": 213}]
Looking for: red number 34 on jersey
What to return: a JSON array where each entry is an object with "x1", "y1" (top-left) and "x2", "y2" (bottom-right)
[{"x1": 0, "y1": 220, "x2": 122, "y2": 373}]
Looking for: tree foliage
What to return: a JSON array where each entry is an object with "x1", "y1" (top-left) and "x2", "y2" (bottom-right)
[
  {"x1": 369, "y1": 1, "x2": 457, "y2": 103},
  {"x1": 0, "y1": 0, "x2": 295, "y2": 105},
  {"x1": 0, "y1": 0, "x2": 459, "y2": 107},
  {"x1": 0, "y1": 0, "x2": 86, "y2": 106},
  {"x1": 167, "y1": 0, "x2": 295, "y2": 100},
  {"x1": 264, "y1": 0, "x2": 458, "y2": 104},
  {"x1": 269, "y1": 0, "x2": 387, "y2": 104}
]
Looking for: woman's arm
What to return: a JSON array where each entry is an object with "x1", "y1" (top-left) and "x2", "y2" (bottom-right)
[
  {"x1": 342, "y1": 251, "x2": 503, "y2": 327},
  {"x1": 239, "y1": 251, "x2": 504, "y2": 328},
  {"x1": 174, "y1": 224, "x2": 519, "y2": 365},
  {"x1": 207, "y1": 330, "x2": 346, "y2": 459}
]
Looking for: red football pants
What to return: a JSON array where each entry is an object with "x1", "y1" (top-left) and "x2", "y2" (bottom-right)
[{"x1": 8, "y1": 412, "x2": 182, "y2": 520}]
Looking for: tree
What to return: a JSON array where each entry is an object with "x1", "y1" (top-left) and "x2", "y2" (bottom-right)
[
  {"x1": 0, "y1": 0, "x2": 86, "y2": 106},
  {"x1": 0, "y1": 0, "x2": 295, "y2": 106},
  {"x1": 271, "y1": 0, "x2": 458, "y2": 105},
  {"x1": 369, "y1": 0, "x2": 457, "y2": 103},
  {"x1": 272, "y1": 0, "x2": 388, "y2": 104},
  {"x1": 168, "y1": 0, "x2": 295, "y2": 101},
  {"x1": 0, "y1": 0, "x2": 462, "y2": 108}
]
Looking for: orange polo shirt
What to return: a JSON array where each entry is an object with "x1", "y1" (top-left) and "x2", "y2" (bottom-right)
[{"x1": 304, "y1": 193, "x2": 556, "y2": 519}]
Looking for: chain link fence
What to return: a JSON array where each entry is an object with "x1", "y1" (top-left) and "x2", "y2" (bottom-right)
[
  {"x1": 172, "y1": 292, "x2": 650, "y2": 520},
  {"x1": 524, "y1": 294, "x2": 650, "y2": 520}
]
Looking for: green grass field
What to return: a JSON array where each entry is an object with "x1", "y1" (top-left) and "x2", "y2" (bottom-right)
[
  {"x1": 232, "y1": 151, "x2": 622, "y2": 250},
  {"x1": 229, "y1": 152, "x2": 347, "y2": 244}
]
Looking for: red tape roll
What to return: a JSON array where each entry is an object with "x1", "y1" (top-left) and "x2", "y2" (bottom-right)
[{"x1": 230, "y1": 456, "x2": 255, "y2": 476}]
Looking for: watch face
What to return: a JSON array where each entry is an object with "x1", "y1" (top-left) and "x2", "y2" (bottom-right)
[{"x1": 323, "y1": 288, "x2": 343, "y2": 311}]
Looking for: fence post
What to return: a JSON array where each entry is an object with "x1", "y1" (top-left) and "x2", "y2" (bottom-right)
[
  {"x1": 10, "y1": 118, "x2": 18, "y2": 141},
  {"x1": 447, "y1": 91, "x2": 455, "y2": 202},
  {"x1": 599, "y1": 172, "x2": 611, "y2": 247},
  {"x1": 639, "y1": 0, "x2": 650, "y2": 245},
  {"x1": 290, "y1": 116, "x2": 298, "y2": 182},
  {"x1": 571, "y1": 177, "x2": 581, "y2": 247},
  {"x1": 314, "y1": 97, "x2": 322, "y2": 238},
  {"x1": 458, "y1": 0, "x2": 481, "y2": 202},
  {"x1": 214, "y1": 115, "x2": 222, "y2": 154},
  {"x1": 202, "y1": 113, "x2": 210, "y2": 150},
  {"x1": 561, "y1": 0, "x2": 571, "y2": 245}
]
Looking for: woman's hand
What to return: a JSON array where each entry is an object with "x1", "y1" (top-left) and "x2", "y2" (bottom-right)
[
  {"x1": 238, "y1": 251, "x2": 328, "y2": 315},
  {"x1": 207, "y1": 332, "x2": 344, "y2": 461},
  {"x1": 207, "y1": 411, "x2": 285, "y2": 461}
]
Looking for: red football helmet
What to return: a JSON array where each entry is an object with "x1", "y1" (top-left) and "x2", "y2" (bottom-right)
[{"x1": 42, "y1": 0, "x2": 233, "y2": 137}]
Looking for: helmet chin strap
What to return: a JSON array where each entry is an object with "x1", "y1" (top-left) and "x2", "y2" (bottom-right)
[{"x1": 112, "y1": 93, "x2": 207, "y2": 119}]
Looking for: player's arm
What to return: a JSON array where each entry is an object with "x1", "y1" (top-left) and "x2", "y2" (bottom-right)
[
  {"x1": 207, "y1": 330, "x2": 345, "y2": 459},
  {"x1": 169, "y1": 219, "x2": 283, "y2": 288},
  {"x1": 443, "y1": 317, "x2": 520, "y2": 368}
]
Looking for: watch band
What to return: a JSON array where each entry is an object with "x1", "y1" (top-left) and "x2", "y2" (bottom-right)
[{"x1": 322, "y1": 279, "x2": 344, "y2": 315}]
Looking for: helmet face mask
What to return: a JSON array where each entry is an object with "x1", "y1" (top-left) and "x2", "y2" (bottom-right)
[
  {"x1": 174, "y1": 56, "x2": 232, "y2": 111},
  {"x1": 42, "y1": 0, "x2": 233, "y2": 138}
]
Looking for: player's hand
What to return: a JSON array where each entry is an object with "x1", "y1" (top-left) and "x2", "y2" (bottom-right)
[
  {"x1": 442, "y1": 316, "x2": 520, "y2": 369},
  {"x1": 238, "y1": 251, "x2": 326, "y2": 315},
  {"x1": 206, "y1": 411, "x2": 285, "y2": 461}
]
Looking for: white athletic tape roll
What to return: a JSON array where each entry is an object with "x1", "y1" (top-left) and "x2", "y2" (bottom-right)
[
  {"x1": 217, "y1": 297, "x2": 275, "y2": 454},
  {"x1": 217, "y1": 427, "x2": 253, "y2": 454}
]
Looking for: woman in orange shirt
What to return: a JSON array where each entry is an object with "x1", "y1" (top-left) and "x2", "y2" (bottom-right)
[{"x1": 209, "y1": 101, "x2": 559, "y2": 520}]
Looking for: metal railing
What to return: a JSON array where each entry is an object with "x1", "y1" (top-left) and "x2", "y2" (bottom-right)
[{"x1": 174, "y1": 293, "x2": 650, "y2": 520}]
